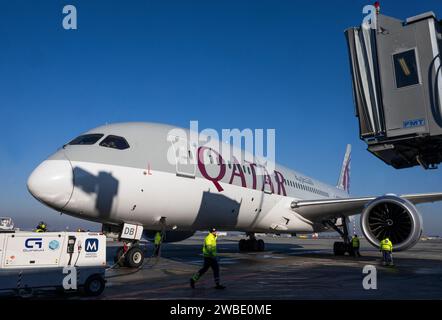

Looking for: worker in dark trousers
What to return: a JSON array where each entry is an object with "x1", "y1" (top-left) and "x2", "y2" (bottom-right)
[
  {"x1": 380, "y1": 237, "x2": 394, "y2": 266},
  {"x1": 35, "y1": 221, "x2": 47, "y2": 232},
  {"x1": 351, "y1": 234, "x2": 361, "y2": 257},
  {"x1": 154, "y1": 231, "x2": 162, "y2": 256},
  {"x1": 190, "y1": 228, "x2": 225, "y2": 290}
]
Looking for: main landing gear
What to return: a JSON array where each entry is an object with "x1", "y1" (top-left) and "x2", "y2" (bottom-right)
[
  {"x1": 239, "y1": 233, "x2": 265, "y2": 252},
  {"x1": 324, "y1": 217, "x2": 354, "y2": 256},
  {"x1": 114, "y1": 242, "x2": 145, "y2": 268}
]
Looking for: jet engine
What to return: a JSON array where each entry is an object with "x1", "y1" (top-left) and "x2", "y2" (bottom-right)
[
  {"x1": 143, "y1": 230, "x2": 195, "y2": 243},
  {"x1": 360, "y1": 195, "x2": 423, "y2": 251}
]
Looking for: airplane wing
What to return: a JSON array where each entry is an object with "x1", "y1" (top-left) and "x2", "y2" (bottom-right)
[{"x1": 290, "y1": 192, "x2": 442, "y2": 222}]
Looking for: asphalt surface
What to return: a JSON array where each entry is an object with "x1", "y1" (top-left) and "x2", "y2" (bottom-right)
[
  {"x1": 3, "y1": 235, "x2": 441, "y2": 300},
  {"x1": 96, "y1": 235, "x2": 442, "y2": 300}
]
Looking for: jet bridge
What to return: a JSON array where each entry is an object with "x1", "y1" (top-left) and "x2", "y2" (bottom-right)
[{"x1": 345, "y1": 11, "x2": 442, "y2": 169}]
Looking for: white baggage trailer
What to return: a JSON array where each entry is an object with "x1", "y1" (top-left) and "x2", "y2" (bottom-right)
[{"x1": 0, "y1": 231, "x2": 107, "y2": 297}]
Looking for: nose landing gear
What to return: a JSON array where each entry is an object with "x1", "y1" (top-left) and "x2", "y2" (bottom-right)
[
  {"x1": 238, "y1": 233, "x2": 265, "y2": 252},
  {"x1": 114, "y1": 242, "x2": 145, "y2": 268}
]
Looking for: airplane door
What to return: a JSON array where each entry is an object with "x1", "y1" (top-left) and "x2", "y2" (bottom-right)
[{"x1": 168, "y1": 135, "x2": 196, "y2": 178}]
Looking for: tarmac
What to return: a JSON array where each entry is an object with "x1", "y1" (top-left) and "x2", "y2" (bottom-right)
[{"x1": 93, "y1": 235, "x2": 442, "y2": 300}]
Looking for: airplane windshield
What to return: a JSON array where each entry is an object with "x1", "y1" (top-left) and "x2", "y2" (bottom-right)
[
  {"x1": 99, "y1": 135, "x2": 130, "y2": 150},
  {"x1": 68, "y1": 134, "x2": 104, "y2": 145}
]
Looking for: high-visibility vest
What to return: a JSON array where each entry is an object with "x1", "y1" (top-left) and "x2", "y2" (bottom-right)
[
  {"x1": 351, "y1": 237, "x2": 360, "y2": 248},
  {"x1": 380, "y1": 239, "x2": 393, "y2": 252},
  {"x1": 154, "y1": 232, "x2": 162, "y2": 245},
  {"x1": 202, "y1": 233, "x2": 217, "y2": 257}
]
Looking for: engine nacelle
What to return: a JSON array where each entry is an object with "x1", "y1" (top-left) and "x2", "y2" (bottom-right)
[
  {"x1": 361, "y1": 195, "x2": 423, "y2": 251},
  {"x1": 143, "y1": 230, "x2": 195, "y2": 243}
]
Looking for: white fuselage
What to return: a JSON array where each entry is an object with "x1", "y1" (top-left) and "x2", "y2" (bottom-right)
[{"x1": 27, "y1": 122, "x2": 349, "y2": 234}]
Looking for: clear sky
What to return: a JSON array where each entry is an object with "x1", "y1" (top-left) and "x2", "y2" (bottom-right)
[{"x1": 0, "y1": 0, "x2": 441, "y2": 234}]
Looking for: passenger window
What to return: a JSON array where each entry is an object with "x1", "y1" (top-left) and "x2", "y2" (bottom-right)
[
  {"x1": 68, "y1": 134, "x2": 104, "y2": 145},
  {"x1": 99, "y1": 135, "x2": 130, "y2": 150},
  {"x1": 247, "y1": 167, "x2": 251, "y2": 175}
]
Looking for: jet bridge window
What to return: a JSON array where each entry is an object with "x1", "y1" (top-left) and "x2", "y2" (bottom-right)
[
  {"x1": 393, "y1": 49, "x2": 420, "y2": 88},
  {"x1": 68, "y1": 134, "x2": 104, "y2": 145},
  {"x1": 99, "y1": 135, "x2": 130, "y2": 150}
]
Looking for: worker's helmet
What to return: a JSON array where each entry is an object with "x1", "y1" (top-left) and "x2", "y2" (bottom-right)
[
  {"x1": 210, "y1": 227, "x2": 217, "y2": 233},
  {"x1": 354, "y1": 234, "x2": 358, "y2": 237}
]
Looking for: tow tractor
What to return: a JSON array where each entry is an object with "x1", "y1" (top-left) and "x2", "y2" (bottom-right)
[{"x1": 0, "y1": 225, "x2": 107, "y2": 297}]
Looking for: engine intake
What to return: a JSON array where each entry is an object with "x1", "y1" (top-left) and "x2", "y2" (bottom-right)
[{"x1": 361, "y1": 195, "x2": 423, "y2": 251}]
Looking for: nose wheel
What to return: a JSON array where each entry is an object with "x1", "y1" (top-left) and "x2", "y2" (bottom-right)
[
  {"x1": 114, "y1": 243, "x2": 145, "y2": 268},
  {"x1": 239, "y1": 233, "x2": 265, "y2": 252}
]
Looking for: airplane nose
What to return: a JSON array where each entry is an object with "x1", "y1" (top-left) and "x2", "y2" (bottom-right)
[{"x1": 27, "y1": 158, "x2": 74, "y2": 209}]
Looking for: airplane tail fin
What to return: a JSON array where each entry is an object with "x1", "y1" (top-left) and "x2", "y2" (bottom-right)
[{"x1": 337, "y1": 144, "x2": 351, "y2": 194}]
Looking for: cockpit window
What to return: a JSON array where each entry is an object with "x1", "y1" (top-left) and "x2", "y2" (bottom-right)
[
  {"x1": 99, "y1": 135, "x2": 130, "y2": 150},
  {"x1": 68, "y1": 134, "x2": 104, "y2": 145}
]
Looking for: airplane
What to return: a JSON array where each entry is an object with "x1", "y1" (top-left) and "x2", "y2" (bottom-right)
[{"x1": 27, "y1": 122, "x2": 442, "y2": 267}]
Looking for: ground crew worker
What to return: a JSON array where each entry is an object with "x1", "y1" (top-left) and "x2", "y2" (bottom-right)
[
  {"x1": 351, "y1": 234, "x2": 361, "y2": 257},
  {"x1": 190, "y1": 228, "x2": 225, "y2": 290},
  {"x1": 154, "y1": 231, "x2": 163, "y2": 256},
  {"x1": 35, "y1": 221, "x2": 47, "y2": 232},
  {"x1": 380, "y1": 237, "x2": 393, "y2": 266}
]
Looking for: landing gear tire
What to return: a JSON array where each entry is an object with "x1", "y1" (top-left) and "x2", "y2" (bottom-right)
[
  {"x1": 239, "y1": 239, "x2": 247, "y2": 251},
  {"x1": 239, "y1": 238, "x2": 265, "y2": 252},
  {"x1": 333, "y1": 242, "x2": 352, "y2": 256},
  {"x1": 125, "y1": 247, "x2": 145, "y2": 268},
  {"x1": 333, "y1": 242, "x2": 346, "y2": 256},
  {"x1": 257, "y1": 239, "x2": 265, "y2": 252},
  {"x1": 83, "y1": 275, "x2": 106, "y2": 297}
]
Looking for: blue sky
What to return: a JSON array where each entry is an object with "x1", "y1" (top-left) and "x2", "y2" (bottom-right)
[{"x1": 0, "y1": 0, "x2": 441, "y2": 234}]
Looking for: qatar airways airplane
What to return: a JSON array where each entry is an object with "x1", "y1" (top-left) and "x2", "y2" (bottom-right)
[{"x1": 27, "y1": 122, "x2": 442, "y2": 267}]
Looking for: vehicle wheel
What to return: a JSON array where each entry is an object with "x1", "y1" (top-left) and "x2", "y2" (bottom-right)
[
  {"x1": 239, "y1": 239, "x2": 247, "y2": 252},
  {"x1": 333, "y1": 242, "x2": 345, "y2": 256},
  {"x1": 84, "y1": 275, "x2": 105, "y2": 297},
  {"x1": 126, "y1": 247, "x2": 144, "y2": 268},
  {"x1": 17, "y1": 287, "x2": 34, "y2": 299},
  {"x1": 257, "y1": 239, "x2": 265, "y2": 252}
]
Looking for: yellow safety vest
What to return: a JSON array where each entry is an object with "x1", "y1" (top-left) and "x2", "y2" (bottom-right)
[
  {"x1": 351, "y1": 237, "x2": 360, "y2": 248},
  {"x1": 154, "y1": 232, "x2": 162, "y2": 245},
  {"x1": 202, "y1": 233, "x2": 217, "y2": 257},
  {"x1": 380, "y1": 239, "x2": 393, "y2": 252}
]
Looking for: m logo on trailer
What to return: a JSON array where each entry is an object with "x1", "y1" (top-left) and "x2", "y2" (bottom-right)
[{"x1": 85, "y1": 238, "x2": 99, "y2": 252}]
